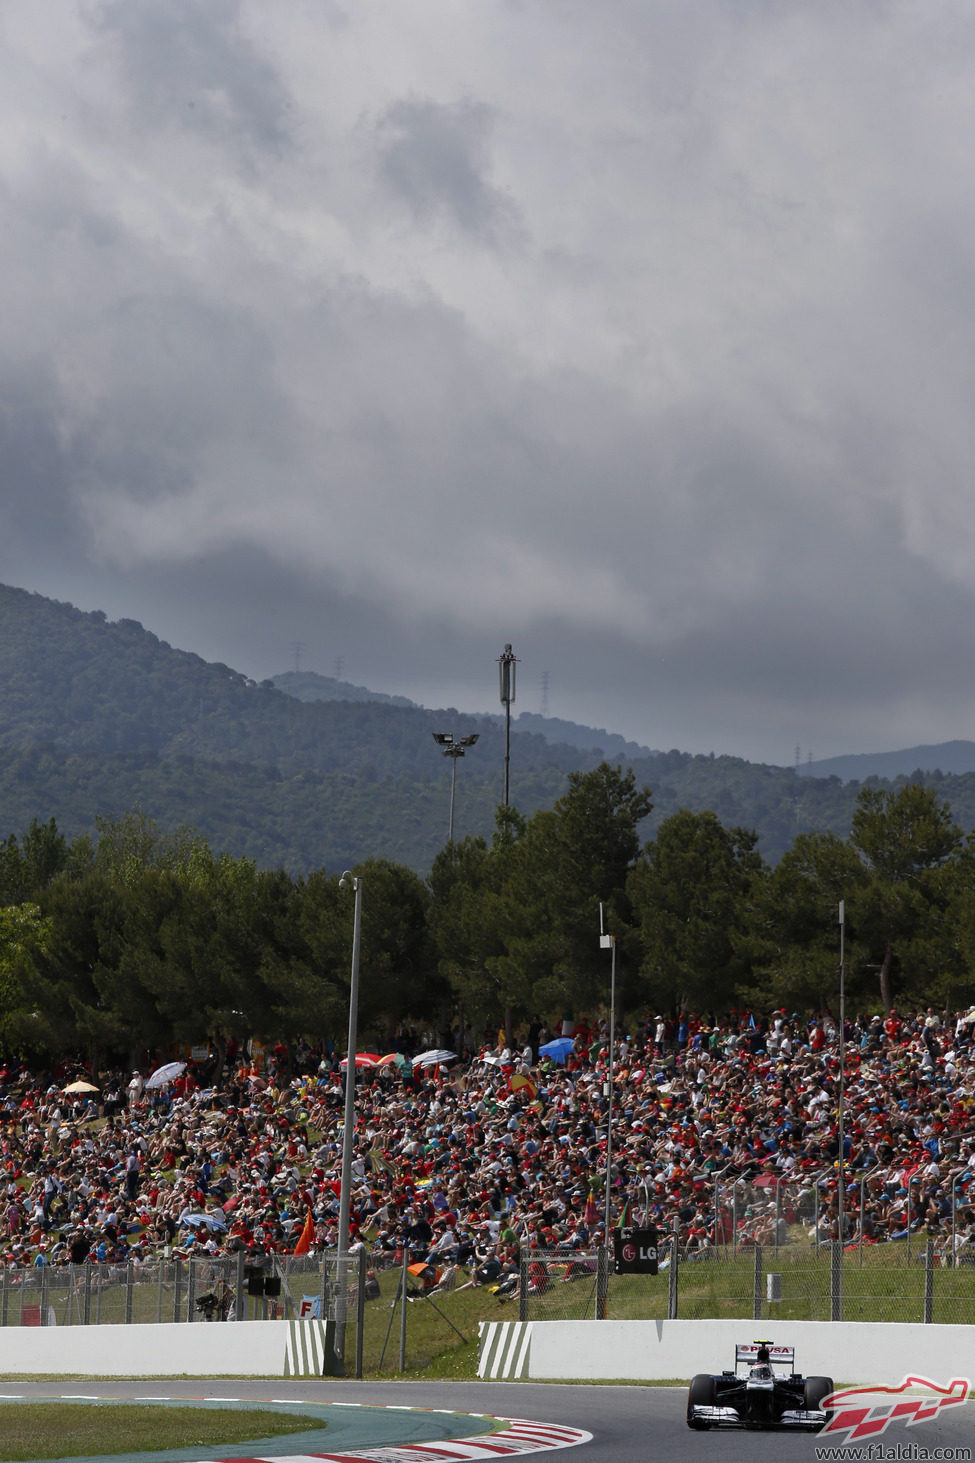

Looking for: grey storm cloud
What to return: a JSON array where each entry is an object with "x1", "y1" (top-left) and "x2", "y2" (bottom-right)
[
  {"x1": 375, "y1": 96, "x2": 520, "y2": 240},
  {"x1": 1, "y1": 0, "x2": 975, "y2": 764},
  {"x1": 90, "y1": 0, "x2": 293, "y2": 161}
]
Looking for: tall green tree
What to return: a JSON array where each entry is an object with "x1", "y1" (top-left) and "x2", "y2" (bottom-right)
[
  {"x1": 300, "y1": 859, "x2": 436, "y2": 1050},
  {"x1": 740, "y1": 830, "x2": 865, "y2": 1014},
  {"x1": 850, "y1": 783, "x2": 963, "y2": 1011},
  {"x1": 629, "y1": 809, "x2": 763, "y2": 1015},
  {"x1": 0, "y1": 819, "x2": 72, "y2": 905},
  {"x1": 0, "y1": 903, "x2": 53, "y2": 1054},
  {"x1": 431, "y1": 765, "x2": 652, "y2": 1039}
]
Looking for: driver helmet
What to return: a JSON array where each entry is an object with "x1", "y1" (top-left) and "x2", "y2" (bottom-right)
[{"x1": 750, "y1": 1344, "x2": 773, "y2": 1379}]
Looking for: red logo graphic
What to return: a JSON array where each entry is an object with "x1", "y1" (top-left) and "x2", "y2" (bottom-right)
[{"x1": 821, "y1": 1375, "x2": 970, "y2": 1443}]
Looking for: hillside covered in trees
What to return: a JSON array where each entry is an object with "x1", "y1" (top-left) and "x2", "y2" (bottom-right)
[{"x1": 4, "y1": 581, "x2": 975, "y2": 872}]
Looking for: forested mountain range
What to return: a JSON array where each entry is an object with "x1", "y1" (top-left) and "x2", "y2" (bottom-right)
[
  {"x1": 802, "y1": 740, "x2": 975, "y2": 782},
  {"x1": 4, "y1": 580, "x2": 975, "y2": 873}
]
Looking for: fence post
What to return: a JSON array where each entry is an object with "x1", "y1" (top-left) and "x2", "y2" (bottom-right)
[
  {"x1": 668, "y1": 1221, "x2": 679, "y2": 1320},
  {"x1": 830, "y1": 1239, "x2": 842, "y2": 1322},
  {"x1": 187, "y1": 1257, "x2": 197, "y2": 1322},
  {"x1": 125, "y1": 1261, "x2": 134, "y2": 1324},
  {"x1": 1, "y1": 1265, "x2": 7, "y2": 1327},
  {"x1": 753, "y1": 1244, "x2": 763, "y2": 1321},
  {"x1": 83, "y1": 1263, "x2": 92, "y2": 1326},
  {"x1": 235, "y1": 1247, "x2": 247, "y2": 1321},
  {"x1": 814, "y1": 1187, "x2": 820, "y2": 1257},
  {"x1": 859, "y1": 1177, "x2": 866, "y2": 1267},
  {"x1": 317, "y1": 1249, "x2": 329, "y2": 1326},
  {"x1": 595, "y1": 1245, "x2": 609, "y2": 1319},
  {"x1": 774, "y1": 1181, "x2": 782, "y2": 1257},
  {"x1": 518, "y1": 1247, "x2": 529, "y2": 1323},
  {"x1": 924, "y1": 1238, "x2": 934, "y2": 1324},
  {"x1": 173, "y1": 1258, "x2": 183, "y2": 1323},
  {"x1": 355, "y1": 1248, "x2": 366, "y2": 1379},
  {"x1": 732, "y1": 1190, "x2": 738, "y2": 1256},
  {"x1": 398, "y1": 1247, "x2": 408, "y2": 1373}
]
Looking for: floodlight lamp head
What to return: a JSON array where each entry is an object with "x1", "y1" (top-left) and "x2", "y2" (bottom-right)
[
  {"x1": 432, "y1": 733, "x2": 452, "y2": 746},
  {"x1": 339, "y1": 870, "x2": 352, "y2": 889}
]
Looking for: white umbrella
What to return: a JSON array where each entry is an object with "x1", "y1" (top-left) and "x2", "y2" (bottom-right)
[
  {"x1": 181, "y1": 1211, "x2": 228, "y2": 1232},
  {"x1": 411, "y1": 1049, "x2": 458, "y2": 1068},
  {"x1": 63, "y1": 1080, "x2": 99, "y2": 1094},
  {"x1": 145, "y1": 1060, "x2": 187, "y2": 1090}
]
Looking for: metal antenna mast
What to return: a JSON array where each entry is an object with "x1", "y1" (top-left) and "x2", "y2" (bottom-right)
[{"x1": 498, "y1": 643, "x2": 518, "y2": 806}]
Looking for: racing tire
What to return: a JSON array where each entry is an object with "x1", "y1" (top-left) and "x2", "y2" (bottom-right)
[
  {"x1": 804, "y1": 1375, "x2": 834, "y2": 1421},
  {"x1": 687, "y1": 1373, "x2": 715, "y2": 1430}
]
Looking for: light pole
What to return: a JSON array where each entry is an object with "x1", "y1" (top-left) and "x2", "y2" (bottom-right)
[
  {"x1": 432, "y1": 733, "x2": 479, "y2": 844},
  {"x1": 599, "y1": 905, "x2": 616, "y2": 1239},
  {"x1": 835, "y1": 898, "x2": 846, "y2": 1321},
  {"x1": 336, "y1": 869, "x2": 362, "y2": 1371},
  {"x1": 498, "y1": 644, "x2": 517, "y2": 806}
]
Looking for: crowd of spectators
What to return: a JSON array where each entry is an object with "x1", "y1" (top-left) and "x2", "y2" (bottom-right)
[{"x1": 3, "y1": 1001, "x2": 975, "y2": 1283}]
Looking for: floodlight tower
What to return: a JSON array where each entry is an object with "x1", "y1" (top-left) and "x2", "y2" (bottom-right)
[
  {"x1": 497, "y1": 643, "x2": 518, "y2": 806},
  {"x1": 335, "y1": 868, "x2": 362, "y2": 1372},
  {"x1": 599, "y1": 905, "x2": 616, "y2": 1239},
  {"x1": 432, "y1": 732, "x2": 479, "y2": 844}
]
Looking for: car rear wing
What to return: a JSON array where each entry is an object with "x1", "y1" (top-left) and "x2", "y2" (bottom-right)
[{"x1": 736, "y1": 1343, "x2": 795, "y2": 1374}]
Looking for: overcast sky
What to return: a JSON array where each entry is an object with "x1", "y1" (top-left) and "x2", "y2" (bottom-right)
[{"x1": 2, "y1": 1, "x2": 974, "y2": 766}]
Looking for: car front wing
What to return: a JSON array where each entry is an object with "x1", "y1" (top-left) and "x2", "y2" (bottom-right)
[{"x1": 688, "y1": 1404, "x2": 827, "y2": 1430}]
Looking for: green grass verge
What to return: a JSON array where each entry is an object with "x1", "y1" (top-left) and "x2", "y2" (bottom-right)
[{"x1": 0, "y1": 1403, "x2": 324, "y2": 1461}]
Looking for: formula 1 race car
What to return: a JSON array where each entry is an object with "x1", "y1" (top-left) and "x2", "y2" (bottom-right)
[{"x1": 686, "y1": 1341, "x2": 833, "y2": 1430}]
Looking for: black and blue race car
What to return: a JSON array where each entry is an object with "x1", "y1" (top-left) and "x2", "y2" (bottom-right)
[{"x1": 687, "y1": 1341, "x2": 833, "y2": 1430}]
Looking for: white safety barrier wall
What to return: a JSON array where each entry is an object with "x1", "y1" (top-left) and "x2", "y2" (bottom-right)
[
  {"x1": 5, "y1": 1315, "x2": 972, "y2": 1383},
  {"x1": 0, "y1": 1319, "x2": 297, "y2": 1376},
  {"x1": 486, "y1": 1319, "x2": 975, "y2": 1386},
  {"x1": 478, "y1": 1321, "x2": 534, "y2": 1380}
]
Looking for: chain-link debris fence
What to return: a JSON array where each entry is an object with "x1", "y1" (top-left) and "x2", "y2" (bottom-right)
[
  {"x1": 517, "y1": 1236, "x2": 975, "y2": 1325},
  {"x1": 0, "y1": 1250, "x2": 370, "y2": 1372},
  {"x1": 0, "y1": 1250, "x2": 360, "y2": 1327}
]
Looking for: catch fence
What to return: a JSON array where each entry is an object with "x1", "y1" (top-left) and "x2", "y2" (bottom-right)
[
  {"x1": 4, "y1": 1229, "x2": 974, "y2": 1380},
  {"x1": 520, "y1": 1236, "x2": 975, "y2": 1325},
  {"x1": 0, "y1": 1249, "x2": 474, "y2": 1376},
  {"x1": 0, "y1": 1250, "x2": 368, "y2": 1371}
]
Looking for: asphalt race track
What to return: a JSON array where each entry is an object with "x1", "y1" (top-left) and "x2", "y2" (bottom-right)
[{"x1": 3, "y1": 1379, "x2": 973, "y2": 1461}]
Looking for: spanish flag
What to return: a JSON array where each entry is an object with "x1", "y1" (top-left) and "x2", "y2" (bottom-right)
[{"x1": 293, "y1": 1207, "x2": 315, "y2": 1256}]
